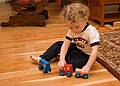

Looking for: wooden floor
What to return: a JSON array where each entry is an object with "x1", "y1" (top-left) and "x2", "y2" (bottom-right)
[{"x1": 0, "y1": 2, "x2": 119, "y2": 86}]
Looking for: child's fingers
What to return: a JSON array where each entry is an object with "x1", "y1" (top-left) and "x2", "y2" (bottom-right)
[
  {"x1": 75, "y1": 68, "x2": 88, "y2": 74},
  {"x1": 58, "y1": 61, "x2": 66, "y2": 70}
]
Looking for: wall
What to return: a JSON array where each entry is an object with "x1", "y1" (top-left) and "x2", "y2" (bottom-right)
[{"x1": 0, "y1": 0, "x2": 5, "y2": 2}]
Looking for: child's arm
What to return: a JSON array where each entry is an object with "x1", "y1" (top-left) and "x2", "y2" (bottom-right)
[
  {"x1": 82, "y1": 45, "x2": 99, "y2": 73},
  {"x1": 58, "y1": 38, "x2": 71, "y2": 69}
]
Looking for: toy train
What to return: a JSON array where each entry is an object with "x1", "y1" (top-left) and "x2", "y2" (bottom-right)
[
  {"x1": 59, "y1": 64, "x2": 89, "y2": 79},
  {"x1": 38, "y1": 57, "x2": 88, "y2": 79},
  {"x1": 38, "y1": 57, "x2": 51, "y2": 73}
]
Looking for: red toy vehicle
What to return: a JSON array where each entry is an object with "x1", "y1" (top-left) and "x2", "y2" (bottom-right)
[{"x1": 59, "y1": 64, "x2": 73, "y2": 77}]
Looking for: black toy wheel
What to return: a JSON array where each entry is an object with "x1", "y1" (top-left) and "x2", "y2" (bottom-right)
[
  {"x1": 38, "y1": 64, "x2": 43, "y2": 70},
  {"x1": 43, "y1": 68, "x2": 48, "y2": 73},
  {"x1": 82, "y1": 74, "x2": 88, "y2": 79},
  {"x1": 66, "y1": 72, "x2": 72, "y2": 77},
  {"x1": 60, "y1": 71, "x2": 64, "y2": 76},
  {"x1": 75, "y1": 72, "x2": 81, "y2": 78}
]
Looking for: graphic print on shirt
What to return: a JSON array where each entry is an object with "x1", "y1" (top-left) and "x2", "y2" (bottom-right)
[{"x1": 66, "y1": 36, "x2": 88, "y2": 49}]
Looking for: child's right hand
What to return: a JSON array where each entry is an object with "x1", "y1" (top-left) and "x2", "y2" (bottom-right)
[{"x1": 58, "y1": 60, "x2": 66, "y2": 69}]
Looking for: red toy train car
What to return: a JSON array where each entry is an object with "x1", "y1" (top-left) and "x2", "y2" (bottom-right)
[{"x1": 59, "y1": 64, "x2": 73, "y2": 77}]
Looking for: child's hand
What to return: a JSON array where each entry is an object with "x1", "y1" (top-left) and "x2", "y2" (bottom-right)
[
  {"x1": 58, "y1": 60, "x2": 66, "y2": 69},
  {"x1": 75, "y1": 65, "x2": 90, "y2": 74},
  {"x1": 75, "y1": 68, "x2": 86, "y2": 75},
  {"x1": 81, "y1": 65, "x2": 90, "y2": 74}
]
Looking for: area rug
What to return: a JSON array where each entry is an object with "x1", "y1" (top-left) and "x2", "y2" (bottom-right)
[{"x1": 97, "y1": 31, "x2": 120, "y2": 80}]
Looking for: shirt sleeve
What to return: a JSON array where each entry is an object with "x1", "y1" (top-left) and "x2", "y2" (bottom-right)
[{"x1": 89, "y1": 29, "x2": 100, "y2": 47}]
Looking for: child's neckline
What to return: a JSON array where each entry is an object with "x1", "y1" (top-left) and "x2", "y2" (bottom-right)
[{"x1": 81, "y1": 22, "x2": 89, "y2": 32}]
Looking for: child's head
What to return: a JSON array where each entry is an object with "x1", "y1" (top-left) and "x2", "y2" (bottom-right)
[{"x1": 60, "y1": 3, "x2": 90, "y2": 25}]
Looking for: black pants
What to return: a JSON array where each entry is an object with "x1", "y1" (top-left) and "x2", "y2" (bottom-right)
[{"x1": 40, "y1": 41, "x2": 89, "y2": 70}]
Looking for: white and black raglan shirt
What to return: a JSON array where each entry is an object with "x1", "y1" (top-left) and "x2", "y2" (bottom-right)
[{"x1": 66, "y1": 23, "x2": 100, "y2": 54}]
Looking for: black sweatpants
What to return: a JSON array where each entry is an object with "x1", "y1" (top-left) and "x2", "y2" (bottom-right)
[{"x1": 39, "y1": 41, "x2": 89, "y2": 70}]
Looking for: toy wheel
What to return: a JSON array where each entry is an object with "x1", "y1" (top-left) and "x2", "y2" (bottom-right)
[
  {"x1": 66, "y1": 72, "x2": 72, "y2": 77},
  {"x1": 49, "y1": 69, "x2": 51, "y2": 72},
  {"x1": 75, "y1": 72, "x2": 81, "y2": 78},
  {"x1": 59, "y1": 71, "x2": 64, "y2": 76},
  {"x1": 43, "y1": 69, "x2": 48, "y2": 73},
  {"x1": 38, "y1": 64, "x2": 43, "y2": 70},
  {"x1": 82, "y1": 74, "x2": 88, "y2": 79}
]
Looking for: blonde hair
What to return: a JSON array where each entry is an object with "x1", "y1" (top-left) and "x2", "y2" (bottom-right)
[{"x1": 60, "y1": 3, "x2": 90, "y2": 23}]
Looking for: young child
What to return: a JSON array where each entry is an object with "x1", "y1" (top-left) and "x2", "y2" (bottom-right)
[{"x1": 31, "y1": 3, "x2": 100, "y2": 74}]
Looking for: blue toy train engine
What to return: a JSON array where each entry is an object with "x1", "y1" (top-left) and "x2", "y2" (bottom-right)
[{"x1": 38, "y1": 57, "x2": 51, "y2": 73}]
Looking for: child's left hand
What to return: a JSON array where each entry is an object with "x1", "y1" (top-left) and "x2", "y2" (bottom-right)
[{"x1": 81, "y1": 65, "x2": 90, "y2": 74}]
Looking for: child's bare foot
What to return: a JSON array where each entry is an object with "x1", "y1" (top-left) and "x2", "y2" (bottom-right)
[{"x1": 30, "y1": 55, "x2": 39, "y2": 64}]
